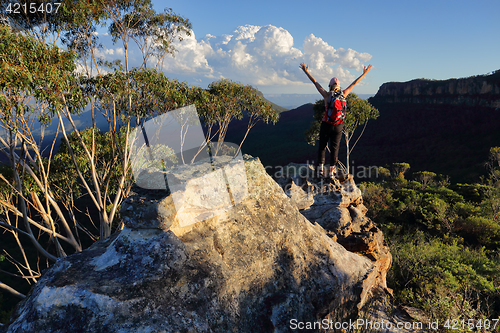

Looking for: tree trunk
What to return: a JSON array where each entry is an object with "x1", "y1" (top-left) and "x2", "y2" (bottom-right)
[{"x1": 345, "y1": 134, "x2": 350, "y2": 174}]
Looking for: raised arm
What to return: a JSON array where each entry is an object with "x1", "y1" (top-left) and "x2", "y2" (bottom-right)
[
  {"x1": 342, "y1": 65, "x2": 373, "y2": 97},
  {"x1": 300, "y1": 62, "x2": 328, "y2": 99}
]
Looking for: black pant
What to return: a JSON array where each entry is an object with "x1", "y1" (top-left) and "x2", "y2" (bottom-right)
[{"x1": 318, "y1": 121, "x2": 343, "y2": 166}]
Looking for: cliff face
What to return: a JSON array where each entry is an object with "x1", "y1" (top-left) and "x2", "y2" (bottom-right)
[
  {"x1": 5, "y1": 157, "x2": 405, "y2": 333},
  {"x1": 371, "y1": 71, "x2": 500, "y2": 108},
  {"x1": 360, "y1": 70, "x2": 500, "y2": 182}
]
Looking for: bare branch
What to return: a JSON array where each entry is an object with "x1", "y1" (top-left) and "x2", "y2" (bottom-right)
[{"x1": 0, "y1": 281, "x2": 26, "y2": 299}]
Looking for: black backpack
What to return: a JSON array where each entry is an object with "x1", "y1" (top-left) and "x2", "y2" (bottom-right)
[{"x1": 325, "y1": 91, "x2": 347, "y2": 125}]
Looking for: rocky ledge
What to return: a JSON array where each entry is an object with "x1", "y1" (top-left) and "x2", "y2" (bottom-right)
[
  {"x1": 277, "y1": 164, "x2": 395, "y2": 323},
  {"x1": 5, "y1": 156, "x2": 412, "y2": 333}
]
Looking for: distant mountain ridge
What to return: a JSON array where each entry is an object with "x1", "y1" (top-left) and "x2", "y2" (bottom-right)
[
  {"x1": 265, "y1": 93, "x2": 375, "y2": 109},
  {"x1": 0, "y1": 90, "x2": 285, "y2": 164},
  {"x1": 10, "y1": 74, "x2": 498, "y2": 184},
  {"x1": 254, "y1": 90, "x2": 288, "y2": 112},
  {"x1": 370, "y1": 69, "x2": 500, "y2": 108},
  {"x1": 225, "y1": 103, "x2": 317, "y2": 170},
  {"x1": 362, "y1": 70, "x2": 500, "y2": 182},
  {"x1": 229, "y1": 70, "x2": 500, "y2": 183}
]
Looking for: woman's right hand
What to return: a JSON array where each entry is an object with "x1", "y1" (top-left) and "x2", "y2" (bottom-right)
[{"x1": 300, "y1": 62, "x2": 309, "y2": 72}]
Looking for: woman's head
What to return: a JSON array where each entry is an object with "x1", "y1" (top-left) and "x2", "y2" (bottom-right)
[{"x1": 329, "y1": 77, "x2": 340, "y2": 91}]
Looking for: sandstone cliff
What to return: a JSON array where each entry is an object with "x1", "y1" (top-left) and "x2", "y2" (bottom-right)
[
  {"x1": 370, "y1": 70, "x2": 500, "y2": 108},
  {"x1": 5, "y1": 156, "x2": 411, "y2": 333}
]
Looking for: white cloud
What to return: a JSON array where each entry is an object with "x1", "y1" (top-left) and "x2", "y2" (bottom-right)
[
  {"x1": 152, "y1": 24, "x2": 373, "y2": 90},
  {"x1": 151, "y1": 30, "x2": 214, "y2": 78},
  {"x1": 301, "y1": 34, "x2": 373, "y2": 86},
  {"x1": 92, "y1": 47, "x2": 122, "y2": 59}
]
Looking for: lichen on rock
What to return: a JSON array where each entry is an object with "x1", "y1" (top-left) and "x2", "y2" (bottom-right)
[{"x1": 5, "y1": 156, "x2": 413, "y2": 333}]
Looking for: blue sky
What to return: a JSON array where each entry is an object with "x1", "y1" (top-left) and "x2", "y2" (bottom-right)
[{"x1": 97, "y1": 0, "x2": 500, "y2": 96}]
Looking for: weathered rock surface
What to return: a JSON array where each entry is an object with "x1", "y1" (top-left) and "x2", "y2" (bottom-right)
[
  {"x1": 6, "y1": 156, "x2": 412, "y2": 332},
  {"x1": 277, "y1": 164, "x2": 393, "y2": 314}
]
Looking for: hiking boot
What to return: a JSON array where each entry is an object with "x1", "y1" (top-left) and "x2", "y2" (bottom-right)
[
  {"x1": 328, "y1": 165, "x2": 337, "y2": 179},
  {"x1": 316, "y1": 165, "x2": 325, "y2": 178}
]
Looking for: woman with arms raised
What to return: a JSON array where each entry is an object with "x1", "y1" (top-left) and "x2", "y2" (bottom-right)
[{"x1": 300, "y1": 62, "x2": 372, "y2": 178}]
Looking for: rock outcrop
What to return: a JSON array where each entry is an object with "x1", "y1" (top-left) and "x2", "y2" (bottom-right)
[
  {"x1": 370, "y1": 70, "x2": 500, "y2": 108},
  {"x1": 5, "y1": 156, "x2": 409, "y2": 333},
  {"x1": 277, "y1": 164, "x2": 393, "y2": 316}
]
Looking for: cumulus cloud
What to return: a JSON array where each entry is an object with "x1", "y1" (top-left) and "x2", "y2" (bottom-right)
[
  {"x1": 92, "y1": 47, "x2": 123, "y2": 60},
  {"x1": 301, "y1": 34, "x2": 373, "y2": 86},
  {"x1": 148, "y1": 30, "x2": 214, "y2": 81},
  {"x1": 153, "y1": 24, "x2": 373, "y2": 90}
]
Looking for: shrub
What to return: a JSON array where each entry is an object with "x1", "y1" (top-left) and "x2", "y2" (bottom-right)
[{"x1": 389, "y1": 233, "x2": 500, "y2": 326}]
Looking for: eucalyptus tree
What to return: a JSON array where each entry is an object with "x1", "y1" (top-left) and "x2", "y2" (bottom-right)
[
  {"x1": 106, "y1": 0, "x2": 191, "y2": 71},
  {"x1": 0, "y1": 1, "x2": 277, "y2": 303},
  {"x1": 0, "y1": 26, "x2": 85, "y2": 298},
  {"x1": 341, "y1": 93, "x2": 379, "y2": 173},
  {"x1": 197, "y1": 79, "x2": 279, "y2": 156},
  {"x1": 0, "y1": 1, "x2": 192, "y2": 299},
  {"x1": 51, "y1": 0, "x2": 191, "y2": 239}
]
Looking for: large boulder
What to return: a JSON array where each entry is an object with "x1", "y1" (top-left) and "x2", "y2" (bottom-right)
[
  {"x1": 6, "y1": 156, "x2": 409, "y2": 333},
  {"x1": 277, "y1": 163, "x2": 395, "y2": 325}
]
